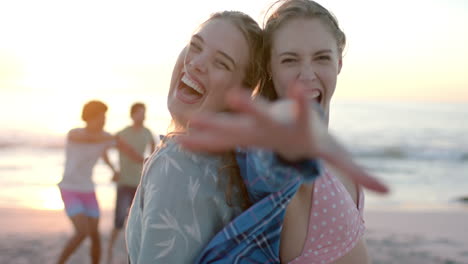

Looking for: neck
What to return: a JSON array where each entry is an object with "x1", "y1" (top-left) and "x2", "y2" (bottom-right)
[
  {"x1": 169, "y1": 119, "x2": 187, "y2": 133},
  {"x1": 132, "y1": 122, "x2": 143, "y2": 129},
  {"x1": 85, "y1": 125, "x2": 101, "y2": 133}
]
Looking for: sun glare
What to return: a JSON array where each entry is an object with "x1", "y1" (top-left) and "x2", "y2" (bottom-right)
[
  {"x1": 36, "y1": 188, "x2": 64, "y2": 211},
  {"x1": 1, "y1": 0, "x2": 467, "y2": 102}
]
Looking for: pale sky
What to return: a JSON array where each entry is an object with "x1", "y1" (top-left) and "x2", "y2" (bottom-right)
[
  {"x1": 1, "y1": 0, "x2": 467, "y2": 100},
  {"x1": 0, "y1": 0, "x2": 467, "y2": 135}
]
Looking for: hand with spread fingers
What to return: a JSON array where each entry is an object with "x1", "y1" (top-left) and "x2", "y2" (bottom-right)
[{"x1": 178, "y1": 82, "x2": 389, "y2": 194}]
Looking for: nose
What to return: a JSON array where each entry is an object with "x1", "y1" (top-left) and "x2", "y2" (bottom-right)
[
  {"x1": 298, "y1": 63, "x2": 317, "y2": 82},
  {"x1": 187, "y1": 53, "x2": 208, "y2": 74}
]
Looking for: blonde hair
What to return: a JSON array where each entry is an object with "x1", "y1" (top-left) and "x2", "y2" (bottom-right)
[
  {"x1": 259, "y1": 0, "x2": 346, "y2": 100},
  {"x1": 203, "y1": 11, "x2": 264, "y2": 90},
  {"x1": 207, "y1": 11, "x2": 264, "y2": 210}
]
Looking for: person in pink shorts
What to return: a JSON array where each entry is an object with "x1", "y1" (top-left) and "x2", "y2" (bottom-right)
[
  {"x1": 57, "y1": 100, "x2": 144, "y2": 264},
  {"x1": 59, "y1": 189, "x2": 100, "y2": 218}
]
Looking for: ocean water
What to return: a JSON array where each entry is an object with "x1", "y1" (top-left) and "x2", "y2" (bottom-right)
[
  {"x1": 330, "y1": 101, "x2": 468, "y2": 210},
  {"x1": 0, "y1": 99, "x2": 467, "y2": 211}
]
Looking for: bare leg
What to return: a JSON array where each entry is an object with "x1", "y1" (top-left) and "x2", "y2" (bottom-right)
[
  {"x1": 56, "y1": 214, "x2": 89, "y2": 264},
  {"x1": 106, "y1": 228, "x2": 121, "y2": 264},
  {"x1": 88, "y1": 217, "x2": 101, "y2": 264}
]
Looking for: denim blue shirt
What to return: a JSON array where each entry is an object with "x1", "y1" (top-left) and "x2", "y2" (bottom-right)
[{"x1": 195, "y1": 149, "x2": 322, "y2": 263}]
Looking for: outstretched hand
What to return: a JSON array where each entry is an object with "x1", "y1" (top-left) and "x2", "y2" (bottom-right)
[{"x1": 177, "y1": 83, "x2": 389, "y2": 194}]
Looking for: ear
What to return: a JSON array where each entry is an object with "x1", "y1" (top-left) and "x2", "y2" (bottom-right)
[{"x1": 337, "y1": 58, "x2": 343, "y2": 74}]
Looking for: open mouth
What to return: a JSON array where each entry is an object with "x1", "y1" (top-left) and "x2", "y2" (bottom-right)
[
  {"x1": 176, "y1": 72, "x2": 205, "y2": 104},
  {"x1": 307, "y1": 89, "x2": 322, "y2": 105}
]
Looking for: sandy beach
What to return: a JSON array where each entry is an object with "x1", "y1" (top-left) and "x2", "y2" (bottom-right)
[
  {"x1": 1, "y1": 207, "x2": 467, "y2": 264},
  {"x1": 364, "y1": 209, "x2": 468, "y2": 264},
  {"x1": 0, "y1": 208, "x2": 128, "y2": 264}
]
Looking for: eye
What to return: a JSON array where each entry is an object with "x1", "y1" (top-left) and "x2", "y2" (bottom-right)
[
  {"x1": 281, "y1": 58, "x2": 297, "y2": 64},
  {"x1": 317, "y1": 55, "x2": 331, "y2": 61},
  {"x1": 189, "y1": 41, "x2": 202, "y2": 52},
  {"x1": 215, "y1": 59, "x2": 231, "y2": 71}
]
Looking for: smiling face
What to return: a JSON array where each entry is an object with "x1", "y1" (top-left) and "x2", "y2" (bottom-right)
[
  {"x1": 269, "y1": 17, "x2": 342, "y2": 123},
  {"x1": 167, "y1": 18, "x2": 250, "y2": 129}
]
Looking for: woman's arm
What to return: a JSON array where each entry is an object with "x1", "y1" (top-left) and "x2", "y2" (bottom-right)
[{"x1": 178, "y1": 84, "x2": 388, "y2": 194}]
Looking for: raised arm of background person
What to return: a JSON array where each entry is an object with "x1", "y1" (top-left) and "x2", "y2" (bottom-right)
[
  {"x1": 115, "y1": 135, "x2": 145, "y2": 164},
  {"x1": 67, "y1": 128, "x2": 114, "y2": 143}
]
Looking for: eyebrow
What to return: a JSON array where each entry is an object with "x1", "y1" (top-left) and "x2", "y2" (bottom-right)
[
  {"x1": 192, "y1": 34, "x2": 236, "y2": 68},
  {"x1": 278, "y1": 49, "x2": 333, "y2": 57},
  {"x1": 315, "y1": 49, "x2": 333, "y2": 55}
]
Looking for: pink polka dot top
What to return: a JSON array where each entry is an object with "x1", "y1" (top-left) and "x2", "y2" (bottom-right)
[{"x1": 288, "y1": 169, "x2": 365, "y2": 264}]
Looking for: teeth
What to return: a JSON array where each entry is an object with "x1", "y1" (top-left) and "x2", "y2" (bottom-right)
[
  {"x1": 182, "y1": 75, "x2": 204, "y2": 95},
  {"x1": 309, "y1": 90, "x2": 321, "y2": 98}
]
